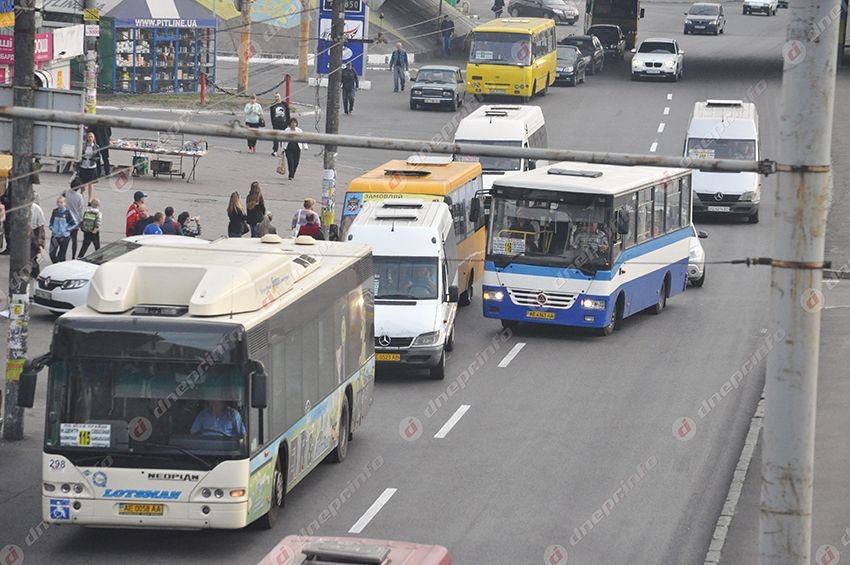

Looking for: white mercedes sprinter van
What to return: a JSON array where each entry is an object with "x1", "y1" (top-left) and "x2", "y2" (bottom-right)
[
  {"x1": 684, "y1": 99, "x2": 761, "y2": 223},
  {"x1": 347, "y1": 200, "x2": 460, "y2": 379}
]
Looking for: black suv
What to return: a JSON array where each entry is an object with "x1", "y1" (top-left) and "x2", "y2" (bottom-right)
[
  {"x1": 558, "y1": 35, "x2": 605, "y2": 74},
  {"x1": 586, "y1": 24, "x2": 626, "y2": 60}
]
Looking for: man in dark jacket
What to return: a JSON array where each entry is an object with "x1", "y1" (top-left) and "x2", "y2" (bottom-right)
[
  {"x1": 389, "y1": 43, "x2": 409, "y2": 92},
  {"x1": 269, "y1": 93, "x2": 290, "y2": 157},
  {"x1": 89, "y1": 124, "x2": 112, "y2": 176},
  {"x1": 341, "y1": 63, "x2": 359, "y2": 115},
  {"x1": 132, "y1": 206, "x2": 156, "y2": 236},
  {"x1": 440, "y1": 16, "x2": 455, "y2": 57}
]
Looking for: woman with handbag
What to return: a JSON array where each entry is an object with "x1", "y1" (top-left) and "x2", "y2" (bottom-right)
[
  {"x1": 78, "y1": 131, "x2": 102, "y2": 203},
  {"x1": 284, "y1": 118, "x2": 307, "y2": 180},
  {"x1": 243, "y1": 94, "x2": 264, "y2": 153},
  {"x1": 226, "y1": 191, "x2": 249, "y2": 238}
]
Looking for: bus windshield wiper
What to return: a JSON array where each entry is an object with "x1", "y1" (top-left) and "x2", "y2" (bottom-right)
[
  {"x1": 377, "y1": 294, "x2": 417, "y2": 300},
  {"x1": 132, "y1": 441, "x2": 214, "y2": 470}
]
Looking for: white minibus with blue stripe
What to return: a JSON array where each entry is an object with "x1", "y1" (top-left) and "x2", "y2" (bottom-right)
[{"x1": 481, "y1": 162, "x2": 692, "y2": 335}]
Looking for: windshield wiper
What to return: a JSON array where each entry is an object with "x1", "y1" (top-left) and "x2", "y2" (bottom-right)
[
  {"x1": 376, "y1": 294, "x2": 417, "y2": 300},
  {"x1": 493, "y1": 253, "x2": 524, "y2": 269},
  {"x1": 132, "y1": 440, "x2": 214, "y2": 470}
]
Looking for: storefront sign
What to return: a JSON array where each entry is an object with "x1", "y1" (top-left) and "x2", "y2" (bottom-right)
[
  {"x1": 115, "y1": 18, "x2": 217, "y2": 29},
  {"x1": 317, "y1": 1, "x2": 368, "y2": 76},
  {"x1": 0, "y1": 0, "x2": 13, "y2": 27},
  {"x1": 85, "y1": 25, "x2": 101, "y2": 37},
  {"x1": 83, "y1": 7, "x2": 100, "y2": 21},
  {"x1": 0, "y1": 33, "x2": 53, "y2": 65}
]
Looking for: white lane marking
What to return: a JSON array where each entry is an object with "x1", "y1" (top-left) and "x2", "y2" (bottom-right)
[
  {"x1": 663, "y1": 107, "x2": 670, "y2": 115},
  {"x1": 497, "y1": 342, "x2": 526, "y2": 368},
  {"x1": 650, "y1": 142, "x2": 659, "y2": 153},
  {"x1": 434, "y1": 405, "x2": 471, "y2": 439},
  {"x1": 349, "y1": 488, "x2": 397, "y2": 534},
  {"x1": 657, "y1": 123, "x2": 666, "y2": 133},
  {"x1": 667, "y1": 93, "x2": 673, "y2": 100}
]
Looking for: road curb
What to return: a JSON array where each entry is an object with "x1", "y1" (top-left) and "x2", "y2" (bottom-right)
[{"x1": 704, "y1": 394, "x2": 764, "y2": 565}]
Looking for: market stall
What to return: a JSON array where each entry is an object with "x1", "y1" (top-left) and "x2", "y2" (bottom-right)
[
  {"x1": 111, "y1": 135, "x2": 208, "y2": 182},
  {"x1": 104, "y1": 0, "x2": 216, "y2": 94}
]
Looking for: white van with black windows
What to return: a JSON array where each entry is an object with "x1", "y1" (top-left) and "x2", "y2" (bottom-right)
[
  {"x1": 685, "y1": 99, "x2": 762, "y2": 223},
  {"x1": 346, "y1": 200, "x2": 461, "y2": 380}
]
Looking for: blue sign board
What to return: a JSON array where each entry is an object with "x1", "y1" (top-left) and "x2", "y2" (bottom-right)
[{"x1": 316, "y1": 0, "x2": 368, "y2": 76}]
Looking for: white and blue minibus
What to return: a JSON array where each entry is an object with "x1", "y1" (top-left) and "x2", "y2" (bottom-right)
[{"x1": 482, "y1": 162, "x2": 692, "y2": 335}]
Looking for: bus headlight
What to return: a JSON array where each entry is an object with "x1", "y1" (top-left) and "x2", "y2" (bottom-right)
[
  {"x1": 230, "y1": 489, "x2": 246, "y2": 498},
  {"x1": 581, "y1": 298, "x2": 606, "y2": 310},
  {"x1": 413, "y1": 331, "x2": 441, "y2": 346},
  {"x1": 483, "y1": 290, "x2": 504, "y2": 301}
]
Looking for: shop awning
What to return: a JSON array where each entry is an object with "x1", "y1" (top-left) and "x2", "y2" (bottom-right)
[{"x1": 109, "y1": 0, "x2": 216, "y2": 29}]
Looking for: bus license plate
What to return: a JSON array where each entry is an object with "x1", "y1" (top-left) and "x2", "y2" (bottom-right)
[
  {"x1": 707, "y1": 205, "x2": 730, "y2": 212},
  {"x1": 119, "y1": 503, "x2": 164, "y2": 516},
  {"x1": 376, "y1": 353, "x2": 401, "y2": 361},
  {"x1": 490, "y1": 89, "x2": 505, "y2": 94},
  {"x1": 526, "y1": 311, "x2": 555, "y2": 320}
]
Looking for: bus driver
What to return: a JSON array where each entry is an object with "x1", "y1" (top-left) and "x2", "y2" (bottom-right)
[{"x1": 191, "y1": 400, "x2": 246, "y2": 437}]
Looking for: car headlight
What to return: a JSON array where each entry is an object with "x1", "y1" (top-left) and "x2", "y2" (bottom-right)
[
  {"x1": 412, "y1": 89, "x2": 421, "y2": 95},
  {"x1": 689, "y1": 245, "x2": 704, "y2": 260},
  {"x1": 632, "y1": 60, "x2": 641, "y2": 68},
  {"x1": 665, "y1": 60, "x2": 675, "y2": 68},
  {"x1": 483, "y1": 290, "x2": 504, "y2": 301},
  {"x1": 581, "y1": 298, "x2": 606, "y2": 310},
  {"x1": 442, "y1": 90, "x2": 452, "y2": 96},
  {"x1": 741, "y1": 190, "x2": 759, "y2": 201},
  {"x1": 412, "y1": 331, "x2": 441, "y2": 346},
  {"x1": 61, "y1": 279, "x2": 88, "y2": 290},
  {"x1": 565, "y1": 66, "x2": 574, "y2": 72}
]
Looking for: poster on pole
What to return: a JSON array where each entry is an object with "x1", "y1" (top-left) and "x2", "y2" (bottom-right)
[{"x1": 316, "y1": 0, "x2": 368, "y2": 76}]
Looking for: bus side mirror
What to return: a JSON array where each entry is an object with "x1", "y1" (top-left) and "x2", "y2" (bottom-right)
[
  {"x1": 469, "y1": 198, "x2": 481, "y2": 224},
  {"x1": 640, "y1": 7, "x2": 645, "y2": 17},
  {"x1": 528, "y1": 159, "x2": 536, "y2": 170},
  {"x1": 447, "y1": 285, "x2": 460, "y2": 303},
  {"x1": 17, "y1": 353, "x2": 51, "y2": 408},
  {"x1": 250, "y1": 362, "x2": 268, "y2": 409},
  {"x1": 698, "y1": 230, "x2": 709, "y2": 239}
]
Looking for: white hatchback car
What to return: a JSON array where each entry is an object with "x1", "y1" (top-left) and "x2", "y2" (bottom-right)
[
  {"x1": 743, "y1": 0, "x2": 778, "y2": 15},
  {"x1": 33, "y1": 235, "x2": 210, "y2": 314},
  {"x1": 631, "y1": 38, "x2": 684, "y2": 81},
  {"x1": 688, "y1": 225, "x2": 709, "y2": 287}
]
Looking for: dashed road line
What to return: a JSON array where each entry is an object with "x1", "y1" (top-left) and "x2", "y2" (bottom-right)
[
  {"x1": 497, "y1": 343, "x2": 526, "y2": 368},
  {"x1": 650, "y1": 142, "x2": 659, "y2": 153},
  {"x1": 667, "y1": 93, "x2": 673, "y2": 100},
  {"x1": 657, "y1": 123, "x2": 666, "y2": 133},
  {"x1": 664, "y1": 107, "x2": 670, "y2": 115},
  {"x1": 349, "y1": 488, "x2": 397, "y2": 534},
  {"x1": 434, "y1": 405, "x2": 471, "y2": 439}
]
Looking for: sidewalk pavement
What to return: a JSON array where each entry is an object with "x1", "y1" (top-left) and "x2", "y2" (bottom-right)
[{"x1": 719, "y1": 69, "x2": 850, "y2": 564}]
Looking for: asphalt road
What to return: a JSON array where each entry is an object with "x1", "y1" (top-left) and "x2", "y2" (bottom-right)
[{"x1": 0, "y1": 3, "x2": 806, "y2": 564}]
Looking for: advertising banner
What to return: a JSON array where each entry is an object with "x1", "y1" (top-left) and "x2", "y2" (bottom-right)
[{"x1": 316, "y1": 0, "x2": 368, "y2": 76}]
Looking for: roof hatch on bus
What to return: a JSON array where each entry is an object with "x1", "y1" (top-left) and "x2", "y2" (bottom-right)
[
  {"x1": 407, "y1": 155, "x2": 452, "y2": 165},
  {"x1": 380, "y1": 199, "x2": 425, "y2": 209},
  {"x1": 547, "y1": 168, "x2": 603, "y2": 178},
  {"x1": 705, "y1": 99, "x2": 744, "y2": 107},
  {"x1": 383, "y1": 169, "x2": 431, "y2": 177}
]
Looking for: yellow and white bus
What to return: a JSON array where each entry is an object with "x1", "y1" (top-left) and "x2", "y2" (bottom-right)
[
  {"x1": 466, "y1": 17, "x2": 557, "y2": 101},
  {"x1": 340, "y1": 156, "x2": 485, "y2": 305},
  {"x1": 21, "y1": 236, "x2": 375, "y2": 530}
]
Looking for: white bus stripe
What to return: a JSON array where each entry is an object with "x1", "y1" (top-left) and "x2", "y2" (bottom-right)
[
  {"x1": 434, "y1": 405, "x2": 470, "y2": 439},
  {"x1": 498, "y1": 343, "x2": 526, "y2": 368},
  {"x1": 349, "y1": 488, "x2": 397, "y2": 534}
]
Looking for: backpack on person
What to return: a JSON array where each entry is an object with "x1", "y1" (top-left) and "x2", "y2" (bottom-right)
[{"x1": 80, "y1": 208, "x2": 99, "y2": 233}]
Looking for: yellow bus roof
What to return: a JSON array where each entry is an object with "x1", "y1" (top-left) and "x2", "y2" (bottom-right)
[
  {"x1": 347, "y1": 159, "x2": 482, "y2": 196},
  {"x1": 472, "y1": 17, "x2": 555, "y2": 34}
]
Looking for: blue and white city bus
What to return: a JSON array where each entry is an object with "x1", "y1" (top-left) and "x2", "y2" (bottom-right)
[{"x1": 481, "y1": 162, "x2": 692, "y2": 335}]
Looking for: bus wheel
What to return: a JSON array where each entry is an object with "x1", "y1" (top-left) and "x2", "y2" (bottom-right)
[
  {"x1": 256, "y1": 456, "x2": 285, "y2": 529},
  {"x1": 445, "y1": 326, "x2": 455, "y2": 352},
  {"x1": 599, "y1": 295, "x2": 623, "y2": 336},
  {"x1": 539, "y1": 76, "x2": 549, "y2": 96},
  {"x1": 430, "y1": 353, "x2": 447, "y2": 380},
  {"x1": 329, "y1": 395, "x2": 350, "y2": 463},
  {"x1": 459, "y1": 273, "x2": 473, "y2": 306},
  {"x1": 501, "y1": 319, "x2": 518, "y2": 330},
  {"x1": 650, "y1": 279, "x2": 668, "y2": 315}
]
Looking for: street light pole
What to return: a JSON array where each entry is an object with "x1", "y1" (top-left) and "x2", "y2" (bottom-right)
[
  {"x1": 238, "y1": 0, "x2": 253, "y2": 93},
  {"x1": 321, "y1": 0, "x2": 344, "y2": 235},
  {"x1": 759, "y1": 0, "x2": 842, "y2": 561},
  {"x1": 3, "y1": 0, "x2": 36, "y2": 440}
]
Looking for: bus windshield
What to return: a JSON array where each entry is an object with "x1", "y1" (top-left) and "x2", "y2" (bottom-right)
[
  {"x1": 45, "y1": 322, "x2": 247, "y2": 468},
  {"x1": 374, "y1": 256, "x2": 439, "y2": 300},
  {"x1": 686, "y1": 138, "x2": 755, "y2": 160},
  {"x1": 469, "y1": 32, "x2": 532, "y2": 66},
  {"x1": 455, "y1": 140, "x2": 522, "y2": 171},
  {"x1": 489, "y1": 191, "x2": 612, "y2": 272}
]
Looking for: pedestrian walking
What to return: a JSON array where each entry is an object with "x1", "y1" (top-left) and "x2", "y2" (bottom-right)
[
  {"x1": 440, "y1": 16, "x2": 455, "y2": 57},
  {"x1": 30, "y1": 199, "x2": 46, "y2": 278},
  {"x1": 89, "y1": 124, "x2": 112, "y2": 177},
  {"x1": 284, "y1": 118, "x2": 307, "y2": 180},
  {"x1": 244, "y1": 94, "x2": 264, "y2": 153},
  {"x1": 389, "y1": 43, "x2": 409, "y2": 92},
  {"x1": 78, "y1": 131, "x2": 102, "y2": 203},
  {"x1": 227, "y1": 191, "x2": 249, "y2": 237},
  {"x1": 178, "y1": 211, "x2": 202, "y2": 237},
  {"x1": 48, "y1": 195, "x2": 78, "y2": 264},
  {"x1": 246, "y1": 181, "x2": 266, "y2": 237},
  {"x1": 126, "y1": 190, "x2": 147, "y2": 236},
  {"x1": 63, "y1": 184, "x2": 84, "y2": 259},
  {"x1": 297, "y1": 212, "x2": 325, "y2": 239},
  {"x1": 341, "y1": 63, "x2": 359, "y2": 115},
  {"x1": 161, "y1": 206, "x2": 182, "y2": 235},
  {"x1": 78, "y1": 198, "x2": 102, "y2": 258},
  {"x1": 491, "y1": 0, "x2": 505, "y2": 18},
  {"x1": 291, "y1": 198, "x2": 321, "y2": 232},
  {"x1": 269, "y1": 93, "x2": 290, "y2": 157},
  {"x1": 143, "y1": 212, "x2": 166, "y2": 235}
]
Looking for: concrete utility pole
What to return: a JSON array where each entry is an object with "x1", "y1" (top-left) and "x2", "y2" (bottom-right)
[
  {"x1": 84, "y1": 0, "x2": 98, "y2": 114},
  {"x1": 3, "y1": 0, "x2": 36, "y2": 441},
  {"x1": 238, "y1": 0, "x2": 253, "y2": 93},
  {"x1": 321, "y1": 0, "x2": 344, "y2": 234},
  {"x1": 298, "y1": 0, "x2": 311, "y2": 81},
  {"x1": 759, "y1": 0, "x2": 842, "y2": 560}
]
